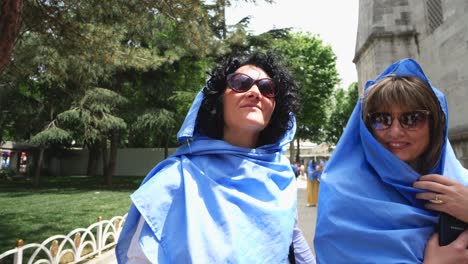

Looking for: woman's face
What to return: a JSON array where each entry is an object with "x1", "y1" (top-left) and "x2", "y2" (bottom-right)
[
  {"x1": 371, "y1": 105, "x2": 430, "y2": 167},
  {"x1": 223, "y1": 65, "x2": 276, "y2": 139}
]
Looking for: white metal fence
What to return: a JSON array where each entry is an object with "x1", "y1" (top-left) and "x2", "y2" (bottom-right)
[{"x1": 0, "y1": 214, "x2": 127, "y2": 264}]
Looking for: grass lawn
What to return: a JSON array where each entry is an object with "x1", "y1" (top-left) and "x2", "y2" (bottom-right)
[{"x1": 0, "y1": 175, "x2": 144, "y2": 255}]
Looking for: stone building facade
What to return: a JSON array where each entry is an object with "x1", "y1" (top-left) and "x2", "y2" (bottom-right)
[{"x1": 353, "y1": 0, "x2": 468, "y2": 166}]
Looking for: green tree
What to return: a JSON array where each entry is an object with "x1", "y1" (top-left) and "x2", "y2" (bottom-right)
[
  {"x1": 58, "y1": 88, "x2": 128, "y2": 185},
  {"x1": 269, "y1": 31, "x2": 340, "y2": 161},
  {"x1": 325, "y1": 82, "x2": 359, "y2": 145},
  {"x1": 0, "y1": 0, "x2": 272, "y2": 184},
  {"x1": 1, "y1": 32, "x2": 76, "y2": 183},
  {"x1": 1, "y1": 0, "x2": 223, "y2": 180},
  {"x1": 30, "y1": 125, "x2": 71, "y2": 186},
  {"x1": 0, "y1": 29, "x2": 75, "y2": 144},
  {"x1": 0, "y1": 0, "x2": 270, "y2": 75},
  {"x1": 115, "y1": 2, "x2": 258, "y2": 152}
]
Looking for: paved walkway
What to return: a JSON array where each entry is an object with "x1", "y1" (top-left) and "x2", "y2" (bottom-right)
[
  {"x1": 86, "y1": 176, "x2": 317, "y2": 263},
  {"x1": 86, "y1": 249, "x2": 118, "y2": 264},
  {"x1": 296, "y1": 176, "x2": 318, "y2": 254}
]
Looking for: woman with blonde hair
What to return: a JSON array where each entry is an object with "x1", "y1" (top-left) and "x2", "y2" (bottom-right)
[{"x1": 315, "y1": 58, "x2": 468, "y2": 263}]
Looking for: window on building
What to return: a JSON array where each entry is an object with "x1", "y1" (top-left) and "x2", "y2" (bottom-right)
[{"x1": 425, "y1": 0, "x2": 443, "y2": 32}]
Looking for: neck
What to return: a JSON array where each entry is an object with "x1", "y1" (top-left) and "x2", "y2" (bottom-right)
[
  {"x1": 408, "y1": 157, "x2": 425, "y2": 174},
  {"x1": 223, "y1": 129, "x2": 259, "y2": 148}
]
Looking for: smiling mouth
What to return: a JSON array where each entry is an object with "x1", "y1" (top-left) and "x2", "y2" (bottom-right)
[{"x1": 387, "y1": 142, "x2": 408, "y2": 151}]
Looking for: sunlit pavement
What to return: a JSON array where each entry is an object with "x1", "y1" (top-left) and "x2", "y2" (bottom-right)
[{"x1": 86, "y1": 176, "x2": 317, "y2": 263}]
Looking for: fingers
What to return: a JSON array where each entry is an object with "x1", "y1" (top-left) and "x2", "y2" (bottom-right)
[
  {"x1": 427, "y1": 232, "x2": 439, "y2": 246},
  {"x1": 415, "y1": 191, "x2": 449, "y2": 214},
  {"x1": 413, "y1": 175, "x2": 460, "y2": 195},
  {"x1": 453, "y1": 229, "x2": 468, "y2": 248},
  {"x1": 413, "y1": 174, "x2": 463, "y2": 201},
  {"x1": 415, "y1": 192, "x2": 446, "y2": 202},
  {"x1": 415, "y1": 192, "x2": 434, "y2": 200},
  {"x1": 423, "y1": 203, "x2": 449, "y2": 214},
  {"x1": 425, "y1": 231, "x2": 468, "y2": 264},
  {"x1": 417, "y1": 174, "x2": 459, "y2": 186}
]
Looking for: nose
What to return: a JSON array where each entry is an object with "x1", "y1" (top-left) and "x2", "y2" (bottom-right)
[
  {"x1": 387, "y1": 117, "x2": 405, "y2": 136},
  {"x1": 247, "y1": 84, "x2": 261, "y2": 98}
]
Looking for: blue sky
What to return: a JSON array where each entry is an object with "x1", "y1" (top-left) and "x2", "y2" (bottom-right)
[{"x1": 225, "y1": 0, "x2": 359, "y2": 88}]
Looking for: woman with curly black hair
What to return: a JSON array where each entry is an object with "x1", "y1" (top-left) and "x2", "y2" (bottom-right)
[
  {"x1": 116, "y1": 51, "x2": 315, "y2": 263},
  {"x1": 196, "y1": 51, "x2": 300, "y2": 147}
]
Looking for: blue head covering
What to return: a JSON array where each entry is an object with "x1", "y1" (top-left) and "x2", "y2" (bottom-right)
[
  {"x1": 116, "y1": 90, "x2": 298, "y2": 263},
  {"x1": 314, "y1": 58, "x2": 468, "y2": 263}
]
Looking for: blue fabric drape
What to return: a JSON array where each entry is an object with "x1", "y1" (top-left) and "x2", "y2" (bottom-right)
[
  {"x1": 314, "y1": 58, "x2": 468, "y2": 263},
  {"x1": 116, "y1": 91, "x2": 298, "y2": 263}
]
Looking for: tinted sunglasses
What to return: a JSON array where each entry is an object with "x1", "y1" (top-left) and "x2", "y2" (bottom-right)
[
  {"x1": 226, "y1": 72, "x2": 277, "y2": 98},
  {"x1": 368, "y1": 110, "x2": 431, "y2": 130}
]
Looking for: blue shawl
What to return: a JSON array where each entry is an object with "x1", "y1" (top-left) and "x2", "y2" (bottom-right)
[
  {"x1": 307, "y1": 162, "x2": 320, "y2": 181},
  {"x1": 116, "y1": 91, "x2": 297, "y2": 263},
  {"x1": 314, "y1": 58, "x2": 468, "y2": 263}
]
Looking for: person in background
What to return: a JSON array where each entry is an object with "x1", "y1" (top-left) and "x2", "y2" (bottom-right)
[
  {"x1": 298, "y1": 162, "x2": 306, "y2": 179},
  {"x1": 319, "y1": 157, "x2": 327, "y2": 169},
  {"x1": 292, "y1": 161, "x2": 299, "y2": 178},
  {"x1": 314, "y1": 58, "x2": 468, "y2": 263},
  {"x1": 116, "y1": 51, "x2": 315, "y2": 263},
  {"x1": 306, "y1": 159, "x2": 316, "y2": 180},
  {"x1": 306, "y1": 159, "x2": 321, "y2": 207}
]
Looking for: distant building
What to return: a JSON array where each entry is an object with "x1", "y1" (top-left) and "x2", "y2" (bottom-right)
[
  {"x1": 354, "y1": 0, "x2": 468, "y2": 166},
  {"x1": 284, "y1": 140, "x2": 332, "y2": 165}
]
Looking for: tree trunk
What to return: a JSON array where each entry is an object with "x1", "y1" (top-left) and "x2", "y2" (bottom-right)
[
  {"x1": 104, "y1": 130, "x2": 119, "y2": 186},
  {"x1": 86, "y1": 143, "x2": 99, "y2": 176},
  {"x1": 33, "y1": 147, "x2": 44, "y2": 187},
  {"x1": 289, "y1": 141, "x2": 295, "y2": 162},
  {"x1": 295, "y1": 137, "x2": 301, "y2": 162},
  {"x1": 164, "y1": 135, "x2": 169, "y2": 158},
  {"x1": 101, "y1": 139, "x2": 109, "y2": 183},
  {"x1": 0, "y1": 0, "x2": 23, "y2": 74}
]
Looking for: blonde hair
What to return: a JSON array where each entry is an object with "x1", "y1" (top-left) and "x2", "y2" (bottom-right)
[{"x1": 362, "y1": 75, "x2": 445, "y2": 173}]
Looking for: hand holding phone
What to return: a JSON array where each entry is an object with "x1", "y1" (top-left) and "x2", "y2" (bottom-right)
[{"x1": 438, "y1": 212, "x2": 468, "y2": 246}]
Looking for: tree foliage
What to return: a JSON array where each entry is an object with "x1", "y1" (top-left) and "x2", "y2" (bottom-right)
[
  {"x1": 2, "y1": 0, "x2": 346, "y2": 182},
  {"x1": 57, "y1": 87, "x2": 128, "y2": 183},
  {"x1": 325, "y1": 82, "x2": 359, "y2": 145},
  {"x1": 58, "y1": 87, "x2": 128, "y2": 145},
  {"x1": 261, "y1": 31, "x2": 339, "y2": 160},
  {"x1": 0, "y1": 0, "x2": 269, "y2": 184},
  {"x1": 116, "y1": 56, "x2": 211, "y2": 150},
  {"x1": 249, "y1": 31, "x2": 340, "y2": 143},
  {"x1": 30, "y1": 126, "x2": 70, "y2": 146}
]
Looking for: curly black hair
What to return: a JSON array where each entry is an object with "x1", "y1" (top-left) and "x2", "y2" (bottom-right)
[{"x1": 195, "y1": 51, "x2": 300, "y2": 147}]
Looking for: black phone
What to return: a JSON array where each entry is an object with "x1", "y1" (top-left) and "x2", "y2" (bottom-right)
[{"x1": 438, "y1": 212, "x2": 468, "y2": 246}]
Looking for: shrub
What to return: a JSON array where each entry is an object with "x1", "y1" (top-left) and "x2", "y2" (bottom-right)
[{"x1": 0, "y1": 168, "x2": 16, "y2": 179}]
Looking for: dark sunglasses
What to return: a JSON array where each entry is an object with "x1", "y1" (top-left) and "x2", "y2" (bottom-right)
[
  {"x1": 226, "y1": 72, "x2": 277, "y2": 98},
  {"x1": 368, "y1": 110, "x2": 431, "y2": 130}
]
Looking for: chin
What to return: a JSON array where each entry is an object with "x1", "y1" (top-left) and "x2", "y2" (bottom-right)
[
  {"x1": 396, "y1": 155, "x2": 409, "y2": 161},
  {"x1": 244, "y1": 120, "x2": 267, "y2": 130},
  {"x1": 399, "y1": 156, "x2": 417, "y2": 165}
]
